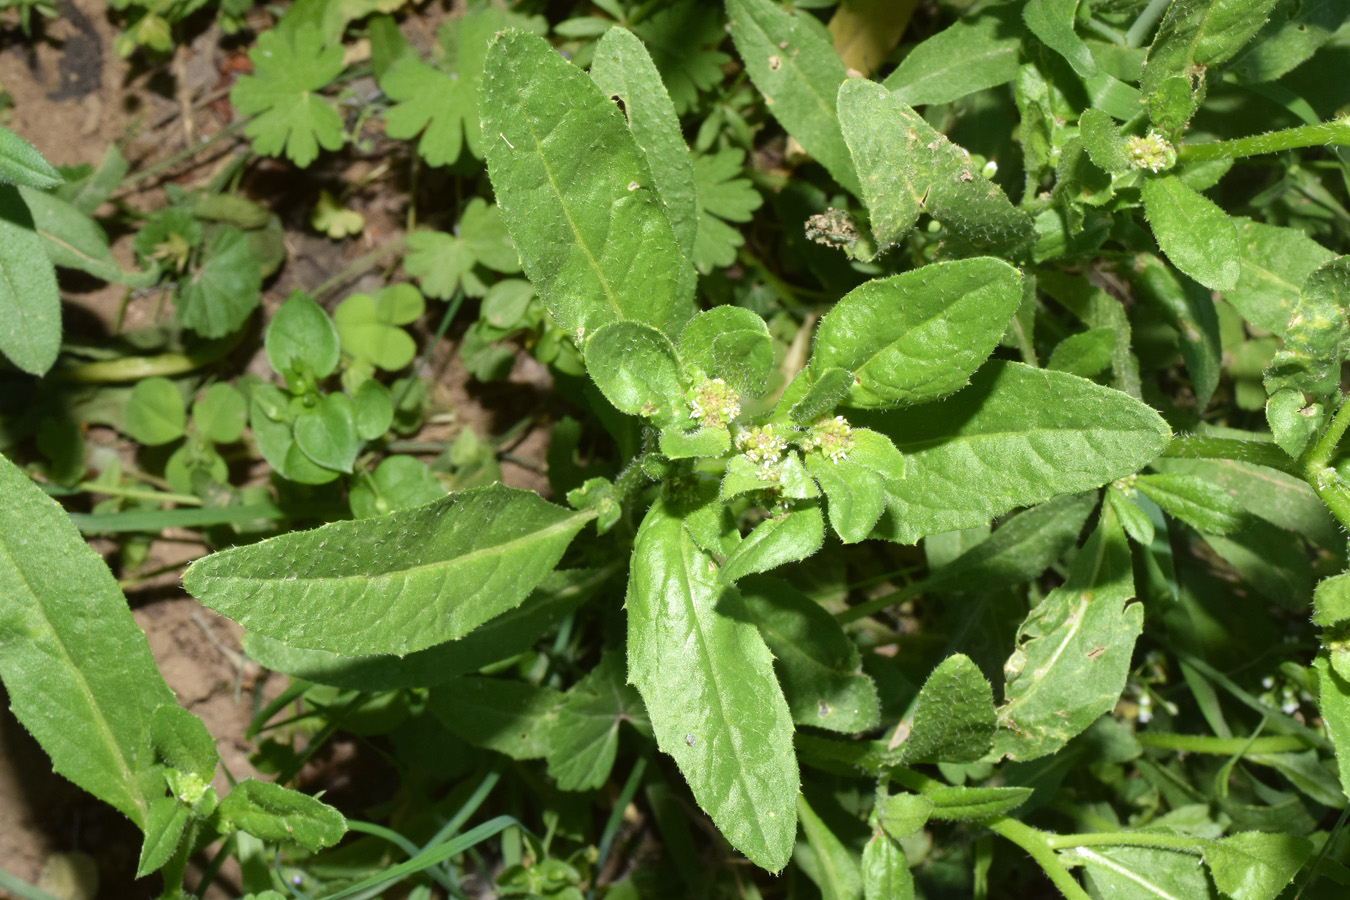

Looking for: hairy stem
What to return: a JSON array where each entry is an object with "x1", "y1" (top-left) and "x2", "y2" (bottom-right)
[
  {"x1": 1180, "y1": 117, "x2": 1350, "y2": 163},
  {"x1": 986, "y1": 818, "x2": 1091, "y2": 900}
]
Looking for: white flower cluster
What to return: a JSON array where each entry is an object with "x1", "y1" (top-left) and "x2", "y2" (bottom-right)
[
  {"x1": 688, "y1": 377, "x2": 741, "y2": 429},
  {"x1": 737, "y1": 424, "x2": 789, "y2": 479},
  {"x1": 803, "y1": 415, "x2": 853, "y2": 462}
]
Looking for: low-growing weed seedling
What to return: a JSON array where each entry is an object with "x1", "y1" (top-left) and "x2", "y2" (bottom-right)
[{"x1": 5, "y1": 0, "x2": 1350, "y2": 897}]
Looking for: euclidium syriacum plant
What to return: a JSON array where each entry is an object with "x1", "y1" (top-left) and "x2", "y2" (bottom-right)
[{"x1": 5, "y1": 0, "x2": 1350, "y2": 897}]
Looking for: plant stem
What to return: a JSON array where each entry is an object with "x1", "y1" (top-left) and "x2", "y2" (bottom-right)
[
  {"x1": 1136, "y1": 732, "x2": 1309, "y2": 754},
  {"x1": 1124, "y1": 0, "x2": 1169, "y2": 47},
  {"x1": 1304, "y1": 394, "x2": 1350, "y2": 472},
  {"x1": 1179, "y1": 117, "x2": 1350, "y2": 163},
  {"x1": 1302, "y1": 395, "x2": 1350, "y2": 533},
  {"x1": 51, "y1": 329, "x2": 248, "y2": 383},
  {"x1": 79, "y1": 481, "x2": 203, "y2": 507},
  {"x1": 1160, "y1": 433, "x2": 1300, "y2": 475},
  {"x1": 117, "y1": 119, "x2": 250, "y2": 191},
  {"x1": 985, "y1": 818, "x2": 1092, "y2": 900}
]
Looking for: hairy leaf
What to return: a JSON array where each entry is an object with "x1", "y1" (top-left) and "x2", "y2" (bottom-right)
[
  {"x1": 0, "y1": 453, "x2": 175, "y2": 829},
  {"x1": 626, "y1": 500, "x2": 798, "y2": 872},
  {"x1": 726, "y1": 0, "x2": 859, "y2": 195},
  {"x1": 0, "y1": 185, "x2": 60, "y2": 375},
  {"x1": 184, "y1": 484, "x2": 593, "y2": 656},
  {"x1": 812, "y1": 256, "x2": 1022, "y2": 408},
  {"x1": 882, "y1": 4, "x2": 1022, "y2": 106},
  {"x1": 859, "y1": 361, "x2": 1170, "y2": 543},
  {"x1": 482, "y1": 30, "x2": 692, "y2": 340},
  {"x1": 1141, "y1": 175, "x2": 1240, "y2": 292}
]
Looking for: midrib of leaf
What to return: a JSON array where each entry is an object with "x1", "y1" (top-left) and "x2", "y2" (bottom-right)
[
  {"x1": 1006, "y1": 531, "x2": 1110, "y2": 709},
  {"x1": 511, "y1": 74, "x2": 627, "y2": 323},
  {"x1": 849, "y1": 290, "x2": 993, "y2": 386},
  {"x1": 0, "y1": 540, "x2": 149, "y2": 824},
  {"x1": 202, "y1": 507, "x2": 594, "y2": 587},
  {"x1": 1075, "y1": 847, "x2": 1188, "y2": 900},
  {"x1": 676, "y1": 531, "x2": 778, "y2": 854}
]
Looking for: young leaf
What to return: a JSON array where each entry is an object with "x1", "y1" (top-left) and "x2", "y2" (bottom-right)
[
  {"x1": 811, "y1": 257, "x2": 1022, "y2": 408},
  {"x1": 805, "y1": 428, "x2": 904, "y2": 544},
  {"x1": 1134, "y1": 473, "x2": 1246, "y2": 534},
  {"x1": 739, "y1": 575, "x2": 880, "y2": 734},
  {"x1": 726, "y1": 0, "x2": 860, "y2": 195},
  {"x1": 691, "y1": 149, "x2": 763, "y2": 273},
  {"x1": 837, "y1": 79, "x2": 1033, "y2": 255},
  {"x1": 1140, "y1": 0, "x2": 1283, "y2": 96},
  {"x1": 193, "y1": 383, "x2": 247, "y2": 444},
  {"x1": 230, "y1": 24, "x2": 345, "y2": 167},
  {"x1": 1264, "y1": 256, "x2": 1350, "y2": 401},
  {"x1": 137, "y1": 798, "x2": 191, "y2": 879},
  {"x1": 125, "y1": 377, "x2": 187, "y2": 446},
  {"x1": 150, "y1": 705, "x2": 219, "y2": 782},
  {"x1": 0, "y1": 452, "x2": 176, "y2": 829},
  {"x1": 796, "y1": 794, "x2": 863, "y2": 900},
  {"x1": 1078, "y1": 108, "x2": 1133, "y2": 174},
  {"x1": 718, "y1": 506, "x2": 825, "y2": 586},
  {"x1": 859, "y1": 362, "x2": 1169, "y2": 543},
  {"x1": 862, "y1": 834, "x2": 915, "y2": 900},
  {"x1": 217, "y1": 779, "x2": 345, "y2": 851},
  {"x1": 678, "y1": 306, "x2": 773, "y2": 396},
  {"x1": 265, "y1": 291, "x2": 340, "y2": 384},
  {"x1": 293, "y1": 392, "x2": 359, "y2": 474},
  {"x1": 0, "y1": 125, "x2": 62, "y2": 189},
  {"x1": 335, "y1": 283, "x2": 425, "y2": 372},
  {"x1": 177, "y1": 226, "x2": 263, "y2": 338},
  {"x1": 429, "y1": 676, "x2": 563, "y2": 760},
  {"x1": 585, "y1": 321, "x2": 688, "y2": 426},
  {"x1": 0, "y1": 185, "x2": 60, "y2": 375},
  {"x1": 590, "y1": 26, "x2": 699, "y2": 265},
  {"x1": 882, "y1": 3, "x2": 1022, "y2": 106},
  {"x1": 482, "y1": 30, "x2": 692, "y2": 340},
  {"x1": 995, "y1": 506, "x2": 1143, "y2": 761},
  {"x1": 184, "y1": 484, "x2": 594, "y2": 656},
  {"x1": 895, "y1": 654, "x2": 996, "y2": 764},
  {"x1": 546, "y1": 652, "x2": 648, "y2": 791},
  {"x1": 923, "y1": 785, "x2": 1034, "y2": 821},
  {"x1": 1140, "y1": 175, "x2": 1240, "y2": 292},
  {"x1": 626, "y1": 500, "x2": 798, "y2": 872}
]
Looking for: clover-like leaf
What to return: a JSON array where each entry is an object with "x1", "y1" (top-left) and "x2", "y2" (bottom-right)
[{"x1": 335, "y1": 283, "x2": 425, "y2": 371}]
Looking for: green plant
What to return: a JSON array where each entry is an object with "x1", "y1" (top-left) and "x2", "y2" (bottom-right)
[{"x1": 6, "y1": 0, "x2": 1350, "y2": 898}]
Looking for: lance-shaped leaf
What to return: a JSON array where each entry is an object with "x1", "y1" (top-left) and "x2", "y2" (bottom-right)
[
  {"x1": 882, "y1": 3, "x2": 1022, "y2": 106},
  {"x1": 1140, "y1": 0, "x2": 1283, "y2": 96},
  {"x1": 217, "y1": 780, "x2": 345, "y2": 851},
  {"x1": 626, "y1": 500, "x2": 798, "y2": 872},
  {"x1": 590, "y1": 27, "x2": 699, "y2": 266},
  {"x1": 0, "y1": 185, "x2": 60, "y2": 375},
  {"x1": 858, "y1": 361, "x2": 1170, "y2": 544},
  {"x1": 863, "y1": 833, "x2": 914, "y2": 900},
  {"x1": 811, "y1": 257, "x2": 1022, "y2": 408},
  {"x1": 18, "y1": 185, "x2": 159, "y2": 288},
  {"x1": 430, "y1": 676, "x2": 563, "y2": 760},
  {"x1": 838, "y1": 78, "x2": 1033, "y2": 255},
  {"x1": 796, "y1": 794, "x2": 863, "y2": 900},
  {"x1": 0, "y1": 452, "x2": 176, "y2": 829},
  {"x1": 1024, "y1": 0, "x2": 1096, "y2": 78},
  {"x1": 1128, "y1": 253, "x2": 1222, "y2": 411},
  {"x1": 0, "y1": 125, "x2": 62, "y2": 189},
  {"x1": 1141, "y1": 175, "x2": 1240, "y2": 292},
  {"x1": 184, "y1": 484, "x2": 593, "y2": 657},
  {"x1": 740, "y1": 576, "x2": 880, "y2": 734},
  {"x1": 1078, "y1": 845, "x2": 1216, "y2": 900},
  {"x1": 717, "y1": 505, "x2": 825, "y2": 586},
  {"x1": 240, "y1": 568, "x2": 610, "y2": 692},
  {"x1": 726, "y1": 0, "x2": 859, "y2": 195},
  {"x1": 994, "y1": 507, "x2": 1143, "y2": 761},
  {"x1": 482, "y1": 30, "x2": 692, "y2": 340},
  {"x1": 1314, "y1": 653, "x2": 1350, "y2": 797}
]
